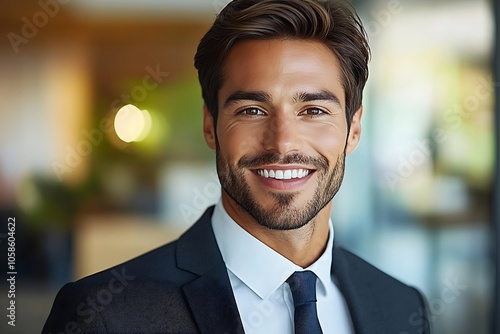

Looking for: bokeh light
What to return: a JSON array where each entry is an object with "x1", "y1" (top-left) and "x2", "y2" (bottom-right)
[{"x1": 114, "y1": 104, "x2": 152, "y2": 143}]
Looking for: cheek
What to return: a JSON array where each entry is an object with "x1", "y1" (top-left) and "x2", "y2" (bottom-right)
[
  {"x1": 216, "y1": 123, "x2": 257, "y2": 161},
  {"x1": 306, "y1": 125, "x2": 347, "y2": 159}
]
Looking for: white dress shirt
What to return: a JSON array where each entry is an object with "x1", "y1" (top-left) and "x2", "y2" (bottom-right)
[{"x1": 211, "y1": 200, "x2": 354, "y2": 334}]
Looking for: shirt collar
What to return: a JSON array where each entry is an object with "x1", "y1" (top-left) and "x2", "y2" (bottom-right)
[{"x1": 211, "y1": 200, "x2": 334, "y2": 299}]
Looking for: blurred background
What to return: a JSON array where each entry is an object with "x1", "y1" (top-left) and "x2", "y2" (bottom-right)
[{"x1": 0, "y1": 0, "x2": 497, "y2": 333}]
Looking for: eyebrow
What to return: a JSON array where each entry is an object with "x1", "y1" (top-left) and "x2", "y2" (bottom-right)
[
  {"x1": 223, "y1": 91, "x2": 272, "y2": 108},
  {"x1": 222, "y1": 89, "x2": 342, "y2": 109},
  {"x1": 293, "y1": 90, "x2": 342, "y2": 109}
]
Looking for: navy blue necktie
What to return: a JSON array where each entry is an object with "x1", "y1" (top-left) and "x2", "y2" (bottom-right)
[{"x1": 287, "y1": 270, "x2": 323, "y2": 334}]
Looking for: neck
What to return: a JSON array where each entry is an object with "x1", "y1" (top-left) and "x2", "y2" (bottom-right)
[{"x1": 222, "y1": 194, "x2": 331, "y2": 268}]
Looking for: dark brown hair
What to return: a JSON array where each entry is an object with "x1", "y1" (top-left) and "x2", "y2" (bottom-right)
[{"x1": 194, "y1": 0, "x2": 370, "y2": 128}]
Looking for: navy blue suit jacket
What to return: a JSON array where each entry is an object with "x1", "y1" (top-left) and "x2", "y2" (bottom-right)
[{"x1": 43, "y1": 207, "x2": 430, "y2": 333}]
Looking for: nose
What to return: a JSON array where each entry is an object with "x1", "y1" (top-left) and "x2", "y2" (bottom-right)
[{"x1": 262, "y1": 113, "x2": 303, "y2": 154}]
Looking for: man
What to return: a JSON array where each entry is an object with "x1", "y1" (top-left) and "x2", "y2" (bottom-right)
[{"x1": 43, "y1": 0, "x2": 430, "y2": 333}]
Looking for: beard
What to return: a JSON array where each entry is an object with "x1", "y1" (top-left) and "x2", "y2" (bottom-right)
[{"x1": 216, "y1": 145, "x2": 346, "y2": 231}]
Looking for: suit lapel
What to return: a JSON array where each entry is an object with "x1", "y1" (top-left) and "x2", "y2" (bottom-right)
[
  {"x1": 332, "y1": 245, "x2": 381, "y2": 334},
  {"x1": 176, "y1": 207, "x2": 244, "y2": 334},
  {"x1": 183, "y1": 265, "x2": 245, "y2": 334},
  {"x1": 333, "y1": 245, "x2": 425, "y2": 334}
]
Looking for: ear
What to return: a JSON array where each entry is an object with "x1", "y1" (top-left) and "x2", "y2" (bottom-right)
[
  {"x1": 203, "y1": 104, "x2": 216, "y2": 150},
  {"x1": 345, "y1": 106, "x2": 363, "y2": 154}
]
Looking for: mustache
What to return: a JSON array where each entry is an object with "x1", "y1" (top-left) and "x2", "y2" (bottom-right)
[{"x1": 238, "y1": 152, "x2": 329, "y2": 170}]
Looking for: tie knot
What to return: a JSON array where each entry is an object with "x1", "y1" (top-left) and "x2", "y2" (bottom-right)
[{"x1": 286, "y1": 270, "x2": 317, "y2": 307}]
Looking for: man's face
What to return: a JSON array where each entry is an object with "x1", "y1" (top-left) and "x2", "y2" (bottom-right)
[{"x1": 203, "y1": 39, "x2": 362, "y2": 230}]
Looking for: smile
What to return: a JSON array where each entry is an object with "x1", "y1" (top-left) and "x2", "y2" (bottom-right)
[{"x1": 256, "y1": 169, "x2": 311, "y2": 180}]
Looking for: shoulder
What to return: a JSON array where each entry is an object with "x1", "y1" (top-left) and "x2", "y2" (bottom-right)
[
  {"x1": 42, "y1": 240, "x2": 195, "y2": 334},
  {"x1": 75, "y1": 240, "x2": 182, "y2": 286},
  {"x1": 43, "y1": 208, "x2": 218, "y2": 334},
  {"x1": 333, "y1": 245, "x2": 431, "y2": 333}
]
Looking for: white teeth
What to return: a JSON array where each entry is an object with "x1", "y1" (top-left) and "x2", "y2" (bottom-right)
[{"x1": 257, "y1": 169, "x2": 311, "y2": 180}]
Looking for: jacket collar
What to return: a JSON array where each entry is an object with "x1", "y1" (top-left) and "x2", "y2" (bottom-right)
[
  {"x1": 176, "y1": 206, "x2": 245, "y2": 334},
  {"x1": 332, "y1": 245, "x2": 371, "y2": 334},
  {"x1": 331, "y1": 246, "x2": 422, "y2": 334}
]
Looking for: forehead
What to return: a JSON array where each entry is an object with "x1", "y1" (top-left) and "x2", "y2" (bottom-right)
[{"x1": 219, "y1": 39, "x2": 345, "y2": 105}]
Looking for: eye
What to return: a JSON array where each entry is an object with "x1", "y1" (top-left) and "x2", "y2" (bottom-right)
[
  {"x1": 300, "y1": 108, "x2": 327, "y2": 117},
  {"x1": 239, "y1": 108, "x2": 266, "y2": 116}
]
